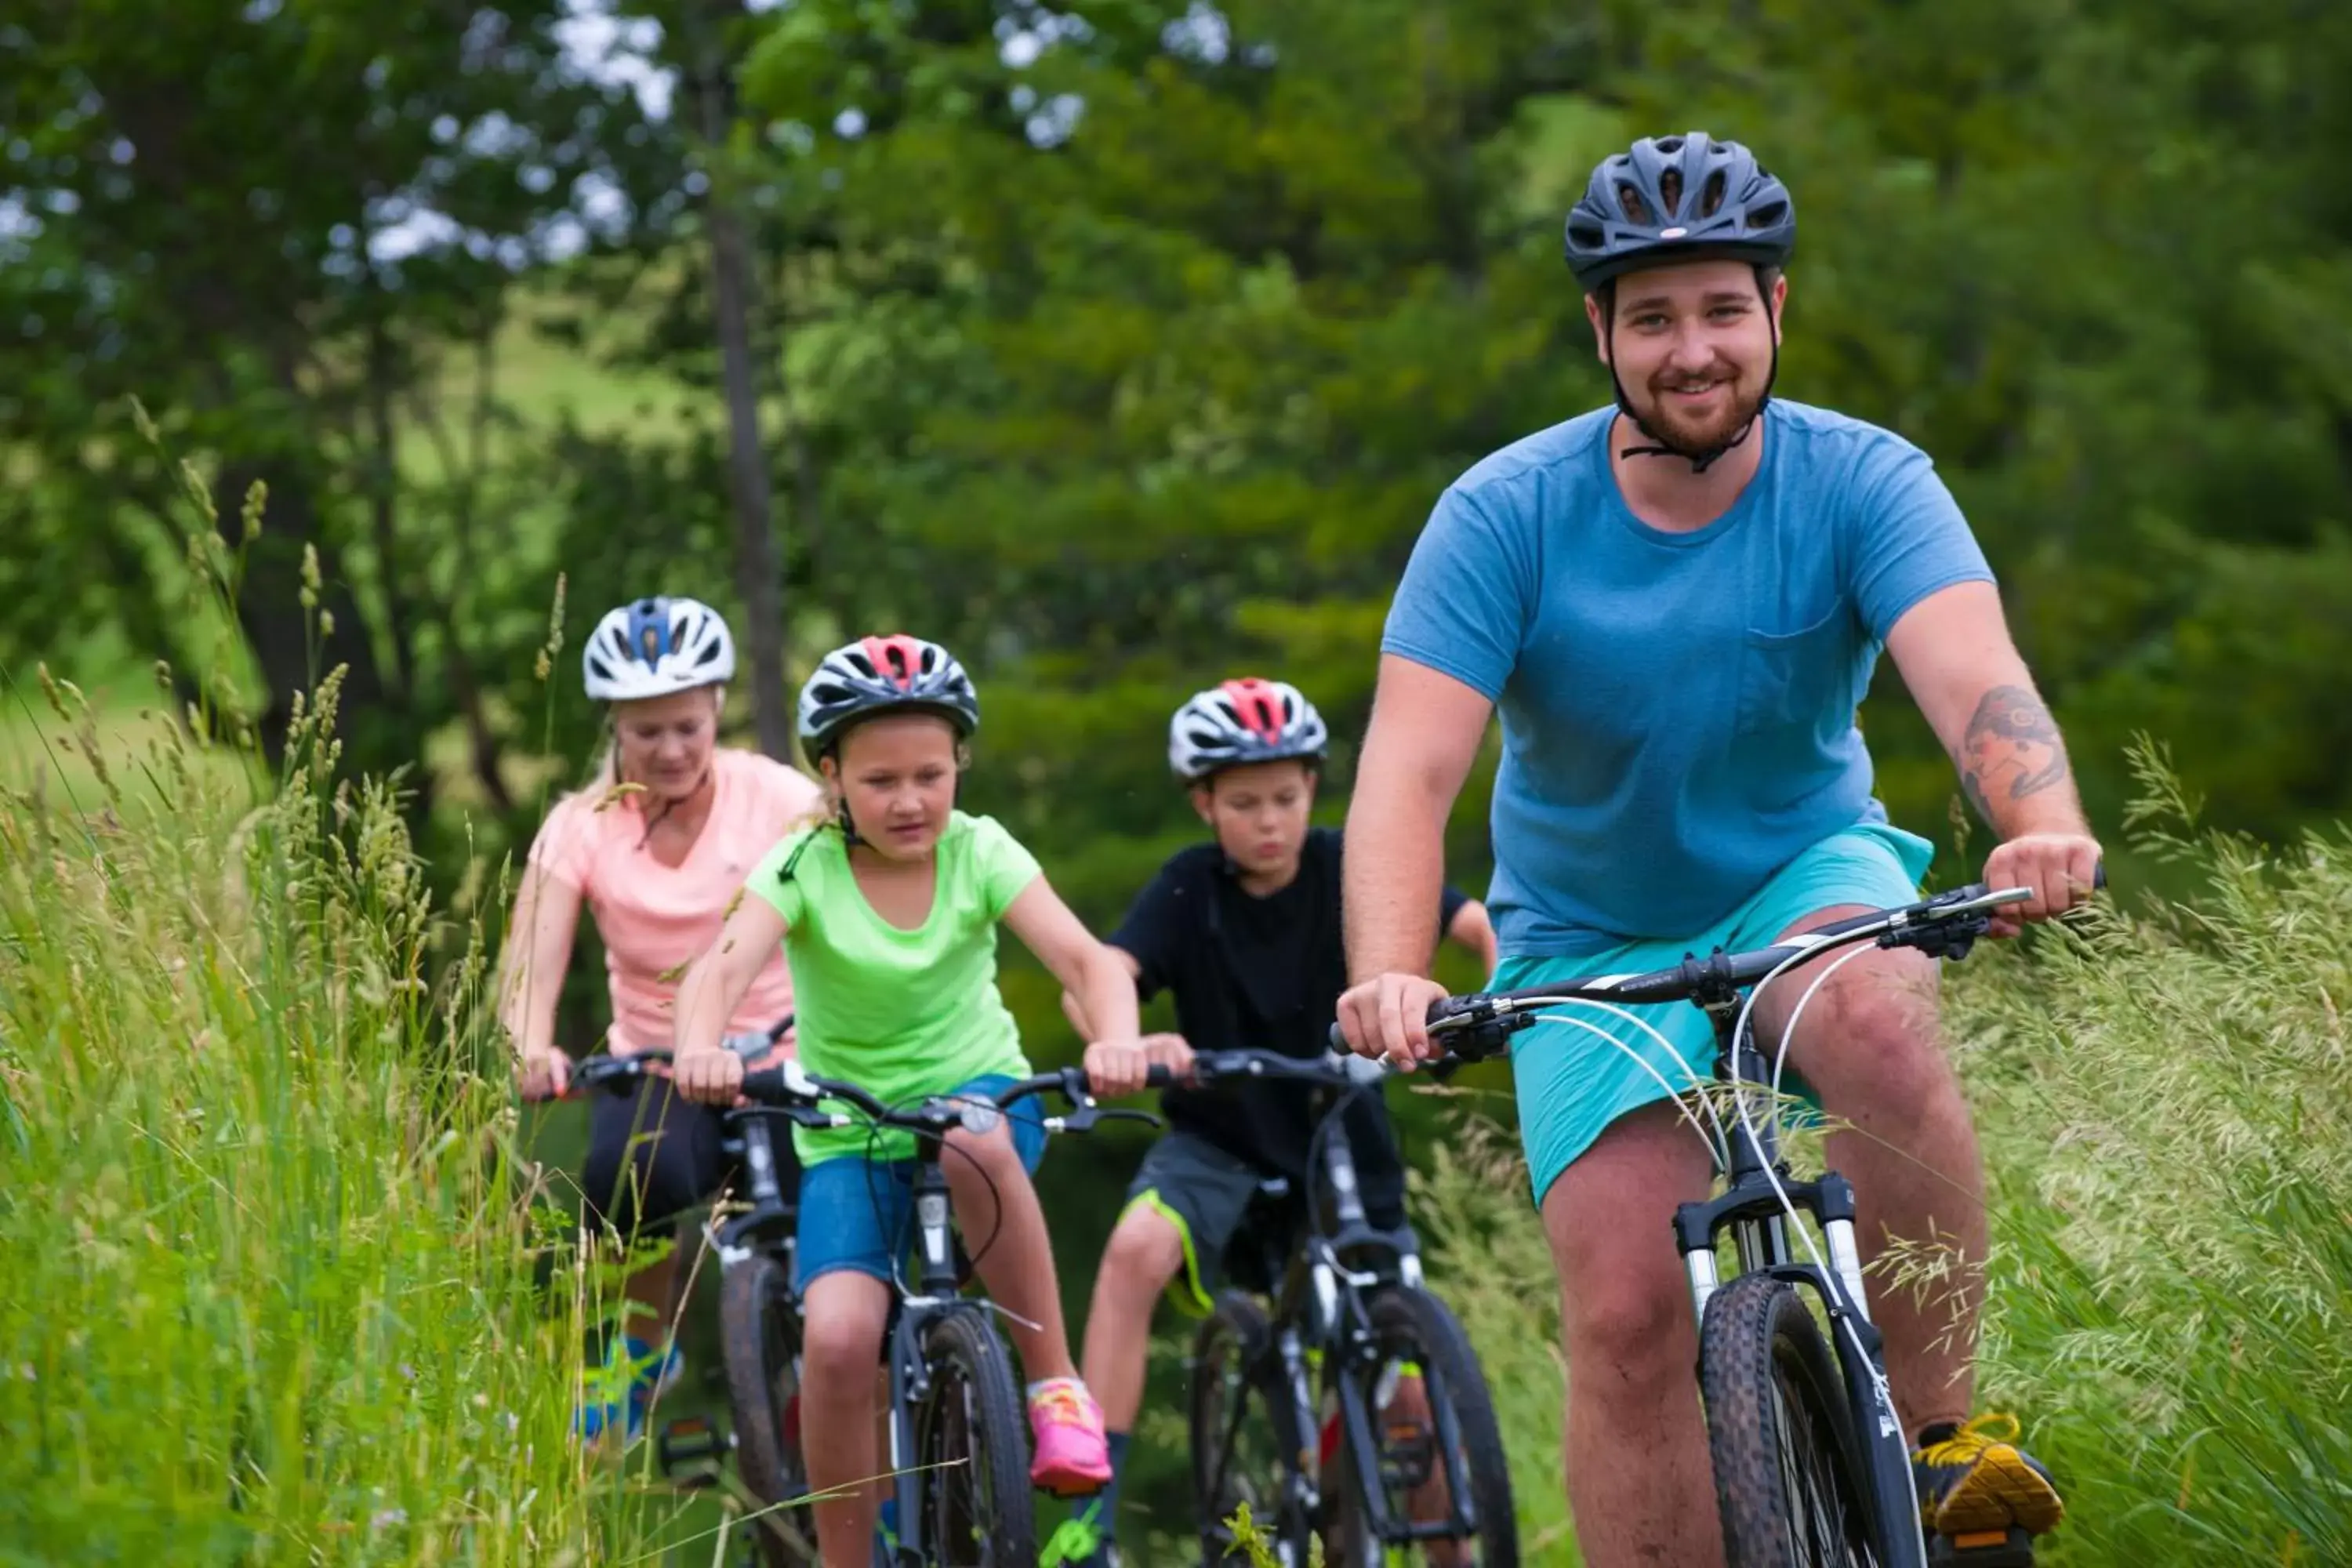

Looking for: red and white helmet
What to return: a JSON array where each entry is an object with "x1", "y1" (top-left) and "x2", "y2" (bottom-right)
[
  {"x1": 797, "y1": 634, "x2": 979, "y2": 760},
  {"x1": 1168, "y1": 678, "x2": 1329, "y2": 783}
]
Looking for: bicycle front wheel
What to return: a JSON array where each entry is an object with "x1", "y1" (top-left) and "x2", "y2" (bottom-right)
[
  {"x1": 911, "y1": 1308, "x2": 1035, "y2": 1568},
  {"x1": 1700, "y1": 1272, "x2": 1883, "y2": 1568},
  {"x1": 1190, "y1": 1292, "x2": 1311, "y2": 1567},
  {"x1": 1327, "y1": 1284, "x2": 1518, "y2": 1566},
  {"x1": 717, "y1": 1254, "x2": 815, "y2": 1568}
]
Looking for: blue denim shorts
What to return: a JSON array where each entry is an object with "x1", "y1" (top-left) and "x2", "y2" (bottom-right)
[
  {"x1": 793, "y1": 1073, "x2": 1049, "y2": 1289},
  {"x1": 1505, "y1": 822, "x2": 1933, "y2": 1207}
]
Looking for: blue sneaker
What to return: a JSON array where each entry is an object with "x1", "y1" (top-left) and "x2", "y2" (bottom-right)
[{"x1": 576, "y1": 1334, "x2": 683, "y2": 1445}]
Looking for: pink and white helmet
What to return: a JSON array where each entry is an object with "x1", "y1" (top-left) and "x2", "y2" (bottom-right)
[
  {"x1": 797, "y1": 634, "x2": 979, "y2": 760},
  {"x1": 1168, "y1": 678, "x2": 1329, "y2": 783}
]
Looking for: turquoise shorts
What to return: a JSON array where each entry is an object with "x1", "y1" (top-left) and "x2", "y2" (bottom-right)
[{"x1": 1504, "y1": 822, "x2": 1933, "y2": 1206}]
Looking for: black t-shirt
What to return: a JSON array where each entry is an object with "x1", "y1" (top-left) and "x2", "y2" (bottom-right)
[{"x1": 1109, "y1": 827, "x2": 1470, "y2": 1220}]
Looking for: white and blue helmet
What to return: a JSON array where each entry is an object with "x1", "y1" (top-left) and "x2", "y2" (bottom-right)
[{"x1": 581, "y1": 596, "x2": 736, "y2": 702}]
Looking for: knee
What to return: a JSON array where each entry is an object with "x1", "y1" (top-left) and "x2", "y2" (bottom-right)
[
  {"x1": 1098, "y1": 1208, "x2": 1185, "y2": 1300},
  {"x1": 800, "y1": 1297, "x2": 887, "y2": 1392},
  {"x1": 583, "y1": 1134, "x2": 668, "y2": 1235},
  {"x1": 596, "y1": 1136, "x2": 704, "y2": 1234},
  {"x1": 1571, "y1": 1269, "x2": 1684, "y2": 1363},
  {"x1": 1820, "y1": 987, "x2": 1955, "y2": 1116},
  {"x1": 944, "y1": 1120, "x2": 1024, "y2": 1176},
  {"x1": 1550, "y1": 1224, "x2": 1692, "y2": 1395}
]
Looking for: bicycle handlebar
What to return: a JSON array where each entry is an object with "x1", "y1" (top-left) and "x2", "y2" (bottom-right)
[
  {"x1": 1141, "y1": 1047, "x2": 1400, "y2": 1091},
  {"x1": 573, "y1": 1044, "x2": 1160, "y2": 1140},
  {"x1": 1323, "y1": 873, "x2": 2103, "y2": 1062}
]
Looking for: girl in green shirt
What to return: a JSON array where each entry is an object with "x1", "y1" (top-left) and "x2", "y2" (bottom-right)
[{"x1": 673, "y1": 635, "x2": 1166, "y2": 1563}]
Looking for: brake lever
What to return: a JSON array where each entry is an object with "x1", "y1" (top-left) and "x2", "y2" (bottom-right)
[
  {"x1": 1878, "y1": 913, "x2": 1992, "y2": 960},
  {"x1": 1432, "y1": 1010, "x2": 1534, "y2": 1063}
]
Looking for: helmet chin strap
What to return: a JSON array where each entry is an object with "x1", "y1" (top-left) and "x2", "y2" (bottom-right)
[
  {"x1": 1604, "y1": 275, "x2": 1781, "y2": 475},
  {"x1": 632, "y1": 763, "x2": 714, "y2": 851}
]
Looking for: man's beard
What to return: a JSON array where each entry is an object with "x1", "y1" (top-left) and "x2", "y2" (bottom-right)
[{"x1": 1632, "y1": 371, "x2": 1767, "y2": 459}]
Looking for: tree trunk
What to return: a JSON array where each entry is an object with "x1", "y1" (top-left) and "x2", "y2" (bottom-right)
[
  {"x1": 690, "y1": 25, "x2": 792, "y2": 760},
  {"x1": 214, "y1": 461, "x2": 409, "y2": 798}
]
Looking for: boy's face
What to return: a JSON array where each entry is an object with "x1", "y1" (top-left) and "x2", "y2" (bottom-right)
[{"x1": 1191, "y1": 760, "x2": 1316, "y2": 879}]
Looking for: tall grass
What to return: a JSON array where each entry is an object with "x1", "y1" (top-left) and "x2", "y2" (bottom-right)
[
  {"x1": 1960, "y1": 746, "x2": 2352, "y2": 1563},
  {"x1": 0, "y1": 669, "x2": 693, "y2": 1563}
]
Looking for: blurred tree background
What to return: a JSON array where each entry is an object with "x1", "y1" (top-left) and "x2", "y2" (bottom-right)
[{"x1": 8, "y1": 0, "x2": 2350, "y2": 1549}]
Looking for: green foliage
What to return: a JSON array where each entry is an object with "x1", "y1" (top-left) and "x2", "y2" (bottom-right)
[
  {"x1": 0, "y1": 674, "x2": 701, "y2": 1561},
  {"x1": 1958, "y1": 746, "x2": 2352, "y2": 1561}
]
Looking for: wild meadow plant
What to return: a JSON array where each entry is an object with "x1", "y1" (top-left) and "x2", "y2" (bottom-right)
[
  {"x1": 0, "y1": 462, "x2": 711, "y2": 1560},
  {"x1": 0, "y1": 662, "x2": 713, "y2": 1563}
]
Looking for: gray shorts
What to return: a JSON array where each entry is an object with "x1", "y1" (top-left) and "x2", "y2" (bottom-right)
[{"x1": 1123, "y1": 1130, "x2": 1294, "y2": 1317}]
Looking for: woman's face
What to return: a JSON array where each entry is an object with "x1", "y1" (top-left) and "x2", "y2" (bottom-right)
[
  {"x1": 612, "y1": 688, "x2": 720, "y2": 803},
  {"x1": 824, "y1": 713, "x2": 960, "y2": 860}
]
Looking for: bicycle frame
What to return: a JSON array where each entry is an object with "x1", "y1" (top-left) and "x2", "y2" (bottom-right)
[
  {"x1": 713, "y1": 1110, "x2": 800, "y2": 1265},
  {"x1": 877, "y1": 1122, "x2": 1000, "y2": 1568},
  {"x1": 1671, "y1": 978, "x2": 1931, "y2": 1567},
  {"x1": 1224, "y1": 1072, "x2": 1489, "y2": 1554},
  {"x1": 727, "y1": 1064, "x2": 1148, "y2": 1568}
]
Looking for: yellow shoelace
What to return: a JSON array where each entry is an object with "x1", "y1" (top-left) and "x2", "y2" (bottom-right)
[
  {"x1": 1031, "y1": 1378, "x2": 1098, "y2": 1429},
  {"x1": 1917, "y1": 1410, "x2": 2024, "y2": 1466}
]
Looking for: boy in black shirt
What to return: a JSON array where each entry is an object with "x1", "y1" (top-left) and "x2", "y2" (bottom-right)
[{"x1": 1063, "y1": 677, "x2": 1494, "y2": 1558}]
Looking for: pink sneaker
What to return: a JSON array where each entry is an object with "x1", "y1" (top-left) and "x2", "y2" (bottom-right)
[{"x1": 1027, "y1": 1377, "x2": 1112, "y2": 1496}]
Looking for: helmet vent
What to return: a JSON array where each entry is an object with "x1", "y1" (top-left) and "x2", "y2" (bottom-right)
[
  {"x1": 1616, "y1": 183, "x2": 1653, "y2": 226},
  {"x1": 1655, "y1": 135, "x2": 1685, "y2": 154},
  {"x1": 1658, "y1": 165, "x2": 1683, "y2": 217},
  {"x1": 1745, "y1": 200, "x2": 1789, "y2": 230},
  {"x1": 1699, "y1": 169, "x2": 1728, "y2": 219}
]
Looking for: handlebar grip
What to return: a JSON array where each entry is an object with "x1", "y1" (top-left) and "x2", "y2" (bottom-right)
[
  {"x1": 2093, "y1": 862, "x2": 2108, "y2": 891},
  {"x1": 1326, "y1": 1022, "x2": 1348, "y2": 1052},
  {"x1": 1425, "y1": 995, "x2": 1484, "y2": 1026},
  {"x1": 741, "y1": 1068, "x2": 793, "y2": 1102},
  {"x1": 1143, "y1": 1065, "x2": 1177, "y2": 1089}
]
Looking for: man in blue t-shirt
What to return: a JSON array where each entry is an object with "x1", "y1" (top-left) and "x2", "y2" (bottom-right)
[{"x1": 1334, "y1": 133, "x2": 2100, "y2": 1566}]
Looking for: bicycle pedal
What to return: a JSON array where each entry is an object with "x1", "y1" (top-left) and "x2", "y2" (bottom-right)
[
  {"x1": 1928, "y1": 1525, "x2": 2035, "y2": 1568},
  {"x1": 655, "y1": 1414, "x2": 731, "y2": 1485}
]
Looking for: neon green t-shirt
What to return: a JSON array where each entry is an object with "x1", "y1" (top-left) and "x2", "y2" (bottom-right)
[{"x1": 746, "y1": 811, "x2": 1041, "y2": 1165}]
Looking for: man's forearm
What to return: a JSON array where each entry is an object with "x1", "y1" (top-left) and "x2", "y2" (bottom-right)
[
  {"x1": 1344, "y1": 780, "x2": 1448, "y2": 982},
  {"x1": 1954, "y1": 681, "x2": 2091, "y2": 839}
]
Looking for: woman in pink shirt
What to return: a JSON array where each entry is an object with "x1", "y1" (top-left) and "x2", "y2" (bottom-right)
[{"x1": 499, "y1": 596, "x2": 824, "y2": 1442}]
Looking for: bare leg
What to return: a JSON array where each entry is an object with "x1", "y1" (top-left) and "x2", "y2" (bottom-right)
[
  {"x1": 1759, "y1": 908, "x2": 1982, "y2": 1437},
  {"x1": 1541, "y1": 1101, "x2": 1722, "y2": 1568},
  {"x1": 620, "y1": 1248, "x2": 679, "y2": 1344},
  {"x1": 1079, "y1": 1204, "x2": 1184, "y2": 1428},
  {"x1": 800, "y1": 1271, "x2": 894, "y2": 1566},
  {"x1": 944, "y1": 1121, "x2": 1076, "y2": 1380}
]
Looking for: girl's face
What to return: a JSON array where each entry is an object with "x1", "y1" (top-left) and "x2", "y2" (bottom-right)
[
  {"x1": 612, "y1": 688, "x2": 720, "y2": 803},
  {"x1": 824, "y1": 713, "x2": 961, "y2": 860}
]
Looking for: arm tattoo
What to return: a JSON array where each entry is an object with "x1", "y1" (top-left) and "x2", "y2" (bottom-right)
[{"x1": 1958, "y1": 684, "x2": 2071, "y2": 827}]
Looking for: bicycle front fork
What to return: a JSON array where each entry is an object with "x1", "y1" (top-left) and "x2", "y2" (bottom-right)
[{"x1": 1674, "y1": 1171, "x2": 1875, "y2": 1326}]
